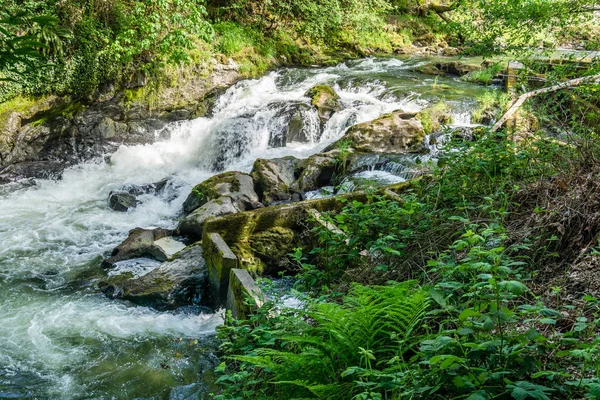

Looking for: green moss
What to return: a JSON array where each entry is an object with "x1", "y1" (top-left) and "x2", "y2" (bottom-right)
[
  {"x1": 472, "y1": 91, "x2": 511, "y2": 124},
  {"x1": 462, "y1": 62, "x2": 504, "y2": 85},
  {"x1": 191, "y1": 171, "x2": 242, "y2": 202},
  {"x1": 417, "y1": 101, "x2": 453, "y2": 134},
  {"x1": 250, "y1": 227, "x2": 296, "y2": 262},
  {"x1": 306, "y1": 85, "x2": 339, "y2": 108}
]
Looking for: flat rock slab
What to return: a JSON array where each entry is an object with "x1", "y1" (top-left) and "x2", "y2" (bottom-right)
[{"x1": 152, "y1": 237, "x2": 186, "y2": 260}]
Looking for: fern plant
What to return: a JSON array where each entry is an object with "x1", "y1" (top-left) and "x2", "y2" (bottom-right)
[{"x1": 216, "y1": 281, "x2": 430, "y2": 399}]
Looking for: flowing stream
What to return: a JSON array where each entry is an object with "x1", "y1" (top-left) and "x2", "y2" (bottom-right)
[{"x1": 0, "y1": 57, "x2": 494, "y2": 399}]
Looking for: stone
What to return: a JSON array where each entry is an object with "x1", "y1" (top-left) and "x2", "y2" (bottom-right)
[
  {"x1": 417, "y1": 61, "x2": 481, "y2": 77},
  {"x1": 305, "y1": 85, "x2": 342, "y2": 125},
  {"x1": 151, "y1": 237, "x2": 186, "y2": 261},
  {"x1": 249, "y1": 227, "x2": 296, "y2": 274},
  {"x1": 290, "y1": 152, "x2": 339, "y2": 194},
  {"x1": 101, "y1": 244, "x2": 210, "y2": 309},
  {"x1": 268, "y1": 102, "x2": 319, "y2": 147},
  {"x1": 181, "y1": 171, "x2": 262, "y2": 215},
  {"x1": 178, "y1": 197, "x2": 240, "y2": 238},
  {"x1": 102, "y1": 228, "x2": 174, "y2": 268},
  {"x1": 335, "y1": 111, "x2": 427, "y2": 154},
  {"x1": 108, "y1": 191, "x2": 141, "y2": 212},
  {"x1": 203, "y1": 232, "x2": 239, "y2": 306},
  {"x1": 251, "y1": 156, "x2": 303, "y2": 206},
  {"x1": 226, "y1": 269, "x2": 265, "y2": 319}
]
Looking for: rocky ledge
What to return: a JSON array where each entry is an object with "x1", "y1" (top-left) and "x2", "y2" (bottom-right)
[{"x1": 97, "y1": 85, "x2": 461, "y2": 312}]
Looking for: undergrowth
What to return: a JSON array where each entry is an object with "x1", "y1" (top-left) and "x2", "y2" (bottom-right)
[{"x1": 214, "y1": 79, "x2": 600, "y2": 399}]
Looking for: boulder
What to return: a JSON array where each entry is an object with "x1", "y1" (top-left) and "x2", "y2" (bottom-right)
[
  {"x1": 268, "y1": 102, "x2": 319, "y2": 147},
  {"x1": 334, "y1": 111, "x2": 427, "y2": 154},
  {"x1": 305, "y1": 85, "x2": 342, "y2": 125},
  {"x1": 290, "y1": 152, "x2": 339, "y2": 193},
  {"x1": 417, "y1": 102, "x2": 453, "y2": 134},
  {"x1": 100, "y1": 244, "x2": 210, "y2": 309},
  {"x1": 417, "y1": 61, "x2": 481, "y2": 77},
  {"x1": 102, "y1": 228, "x2": 176, "y2": 268},
  {"x1": 107, "y1": 178, "x2": 177, "y2": 212},
  {"x1": 178, "y1": 197, "x2": 240, "y2": 238},
  {"x1": 108, "y1": 191, "x2": 140, "y2": 212},
  {"x1": 181, "y1": 171, "x2": 262, "y2": 216},
  {"x1": 251, "y1": 157, "x2": 304, "y2": 206}
]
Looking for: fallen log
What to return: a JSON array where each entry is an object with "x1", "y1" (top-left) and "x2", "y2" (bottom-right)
[{"x1": 491, "y1": 74, "x2": 600, "y2": 132}]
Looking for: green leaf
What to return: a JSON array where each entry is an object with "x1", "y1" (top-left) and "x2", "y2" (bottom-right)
[
  {"x1": 499, "y1": 280, "x2": 529, "y2": 295},
  {"x1": 466, "y1": 390, "x2": 490, "y2": 400}
]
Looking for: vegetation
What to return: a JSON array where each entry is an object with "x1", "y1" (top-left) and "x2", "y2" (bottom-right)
[
  {"x1": 213, "y1": 66, "x2": 600, "y2": 398},
  {"x1": 1, "y1": 0, "x2": 598, "y2": 104}
]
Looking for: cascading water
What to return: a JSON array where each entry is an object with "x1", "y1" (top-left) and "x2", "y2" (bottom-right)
[{"x1": 0, "y1": 57, "x2": 495, "y2": 399}]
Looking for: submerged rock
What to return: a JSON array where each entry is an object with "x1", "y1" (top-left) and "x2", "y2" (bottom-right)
[
  {"x1": 251, "y1": 157, "x2": 304, "y2": 206},
  {"x1": 102, "y1": 227, "x2": 177, "y2": 268},
  {"x1": 417, "y1": 61, "x2": 481, "y2": 77},
  {"x1": 335, "y1": 111, "x2": 427, "y2": 154},
  {"x1": 108, "y1": 191, "x2": 140, "y2": 212},
  {"x1": 179, "y1": 172, "x2": 264, "y2": 237},
  {"x1": 100, "y1": 244, "x2": 210, "y2": 309},
  {"x1": 107, "y1": 178, "x2": 177, "y2": 212},
  {"x1": 268, "y1": 102, "x2": 319, "y2": 147},
  {"x1": 305, "y1": 85, "x2": 342, "y2": 125}
]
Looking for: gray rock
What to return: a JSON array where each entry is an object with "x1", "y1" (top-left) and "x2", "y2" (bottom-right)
[
  {"x1": 251, "y1": 156, "x2": 304, "y2": 206},
  {"x1": 331, "y1": 111, "x2": 427, "y2": 154},
  {"x1": 178, "y1": 197, "x2": 240, "y2": 237},
  {"x1": 108, "y1": 191, "x2": 141, "y2": 212},
  {"x1": 290, "y1": 152, "x2": 339, "y2": 193},
  {"x1": 102, "y1": 227, "x2": 174, "y2": 268},
  {"x1": 181, "y1": 171, "x2": 263, "y2": 216},
  {"x1": 100, "y1": 244, "x2": 210, "y2": 309}
]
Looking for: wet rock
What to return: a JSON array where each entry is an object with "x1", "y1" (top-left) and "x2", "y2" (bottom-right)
[
  {"x1": 181, "y1": 171, "x2": 262, "y2": 216},
  {"x1": 332, "y1": 111, "x2": 427, "y2": 154},
  {"x1": 305, "y1": 85, "x2": 342, "y2": 125},
  {"x1": 417, "y1": 102, "x2": 453, "y2": 134},
  {"x1": 108, "y1": 191, "x2": 141, "y2": 212},
  {"x1": 101, "y1": 244, "x2": 210, "y2": 309},
  {"x1": 417, "y1": 61, "x2": 481, "y2": 77},
  {"x1": 178, "y1": 197, "x2": 240, "y2": 238},
  {"x1": 107, "y1": 178, "x2": 178, "y2": 211},
  {"x1": 251, "y1": 157, "x2": 304, "y2": 206},
  {"x1": 268, "y1": 102, "x2": 319, "y2": 147},
  {"x1": 290, "y1": 152, "x2": 339, "y2": 193},
  {"x1": 0, "y1": 161, "x2": 65, "y2": 181},
  {"x1": 102, "y1": 227, "x2": 175, "y2": 268}
]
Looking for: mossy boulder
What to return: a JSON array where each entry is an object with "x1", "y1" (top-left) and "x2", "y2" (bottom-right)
[
  {"x1": 182, "y1": 171, "x2": 262, "y2": 215},
  {"x1": 251, "y1": 156, "x2": 304, "y2": 206},
  {"x1": 179, "y1": 172, "x2": 264, "y2": 238},
  {"x1": 417, "y1": 61, "x2": 481, "y2": 77},
  {"x1": 305, "y1": 85, "x2": 342, "y2": 125},
  {"x1": 417, "y1": 102, "x2": 453, "y2": 134},
  {"x1": 100, "y1": 244, "x2": 210, "y2": 309},
  {"x1": 333, "y1": 111, "x2": 427, "y2": 154},
  {"x1": 249, "y1": 227, "x2": 296, "y2": 273}
]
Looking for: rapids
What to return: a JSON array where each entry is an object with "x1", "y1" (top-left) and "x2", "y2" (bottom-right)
[{"x1": 0, "y1": 57, "x2": 494, "y2": 399}]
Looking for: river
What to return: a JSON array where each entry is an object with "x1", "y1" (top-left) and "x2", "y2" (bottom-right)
[{"x1": 0, "y1": 57, "x2": 493, "y2": 399}]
